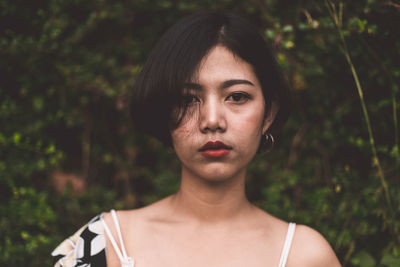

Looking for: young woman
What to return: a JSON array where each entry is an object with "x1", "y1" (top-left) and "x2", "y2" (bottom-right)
[{"x1": 52, "y1": 12, "x2": 341, "y2": 267}]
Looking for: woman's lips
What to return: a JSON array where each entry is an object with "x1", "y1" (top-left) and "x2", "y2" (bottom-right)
[{"x1": 199, "y1": 141, "x2": 232, "y2": 158}]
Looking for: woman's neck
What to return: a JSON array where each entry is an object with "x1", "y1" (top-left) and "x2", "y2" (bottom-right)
[{"x1": 169, "y1": 166, "x2": 252, "y2": 224}]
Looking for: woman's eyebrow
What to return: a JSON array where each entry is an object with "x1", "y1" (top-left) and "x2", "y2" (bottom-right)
[
  {"x1": 184, "y1": 79, "x2": 255, "y2": 90},
  {"x1": 221, "y1": 79, "x2": 254, "y2": 88}
]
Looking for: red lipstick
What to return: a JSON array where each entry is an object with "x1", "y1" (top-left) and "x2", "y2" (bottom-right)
[{"x1": 199, "y1": 141, "x2": 232, "y2": 158}]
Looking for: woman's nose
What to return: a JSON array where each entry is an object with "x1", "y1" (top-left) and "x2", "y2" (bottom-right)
[{"x1": 199, "y1": 98, "x2": 227, "y2": 133}]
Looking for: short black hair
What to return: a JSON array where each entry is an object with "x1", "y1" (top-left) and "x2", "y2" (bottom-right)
[{"x1": 130, "y1": 11, "x2": 290, "y2": 145}]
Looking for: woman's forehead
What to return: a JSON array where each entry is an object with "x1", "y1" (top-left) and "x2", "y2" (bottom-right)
[{"x1": 188, "y1": 45, "x2": 260, "y2": 87}]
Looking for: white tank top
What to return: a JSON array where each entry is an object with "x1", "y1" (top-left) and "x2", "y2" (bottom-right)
[{"x1": 101, "y1": 210, "x2": 296, "y2": 267}]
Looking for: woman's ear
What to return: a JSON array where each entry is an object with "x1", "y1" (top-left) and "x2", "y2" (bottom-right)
[{"x1": 262, "y1": 102, "x2": 279, "y2": 134}]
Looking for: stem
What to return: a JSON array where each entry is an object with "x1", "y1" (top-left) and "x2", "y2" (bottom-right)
[
  {"x1": 392, "y1": 84, "x2": 399, "y2": 175},
  {"x1": 359, "y1": 35, "x2": 399, "y2": 177},
  {"x1": 326, "y1": 0, "x2": 391, "y2": 205}
]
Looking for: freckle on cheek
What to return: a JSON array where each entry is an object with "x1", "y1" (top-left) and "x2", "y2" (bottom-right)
[
  {"x1": 174, "y1": 125, "x2": 195, "y2": 140},
  {"x1": 177, "y1": 116, "x2": 199, "y2": 138},
  {"x1": 182, "y1": 129, "x2": 192, "y2": 137}
]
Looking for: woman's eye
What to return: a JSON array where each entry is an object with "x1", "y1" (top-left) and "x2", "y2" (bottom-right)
[
  {"x1": 227, "y1": 92, "x2": 250, "y2": 103},
  {"x1": 183, "y1": 94, "x2": 199, "y2": 105}
]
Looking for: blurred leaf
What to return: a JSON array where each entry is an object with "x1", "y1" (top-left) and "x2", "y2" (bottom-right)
[
  {"x1": 351, "y1": 251, "x2": 376, "y2": 267},
  {"x1": 381, "y1": 253, "x2": 400, "y2": 267}
]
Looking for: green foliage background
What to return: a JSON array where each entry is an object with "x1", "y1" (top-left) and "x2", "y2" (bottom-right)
[{"x1": 1, "y1": 0, "x2": 399, "y2": 266}]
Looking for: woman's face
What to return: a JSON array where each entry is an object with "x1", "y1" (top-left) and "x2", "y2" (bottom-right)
[{"x1": 171, "y1": 45, "x2": 274, "y2": 182}]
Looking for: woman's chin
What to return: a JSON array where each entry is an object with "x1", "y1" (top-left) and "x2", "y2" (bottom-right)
[{"x1": 183, "y1": 163, "x2": 246, "y2": 184}]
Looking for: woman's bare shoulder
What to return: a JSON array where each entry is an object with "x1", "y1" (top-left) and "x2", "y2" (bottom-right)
[
  {"x1": 288, "y1": 224, "x2": 342, "y2": 267},
  {"x1": 101, "y1": 196, "x2": 174, "y2": 264},
  {"x1": 102, "y1": 195, "x2": 174, "y2": 229}
]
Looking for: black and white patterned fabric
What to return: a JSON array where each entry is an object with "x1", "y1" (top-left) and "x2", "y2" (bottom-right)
[{"x1": 52, "y1": 214, "x2": 107, "y2": 267}]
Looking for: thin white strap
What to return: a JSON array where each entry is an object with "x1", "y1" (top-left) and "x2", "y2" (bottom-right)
[
  {"x1": 111, "y1": 209, "x2": 129, "y2": 259},
  {"x1": 101, "y1": 211, "x2": 135, "y2": 267},
  {"x1": 278, "y1": 222, "x2": 296, "y2": 267},
  {"x1": 101, "y1": 216, "x2": 124, "y2": 262}
]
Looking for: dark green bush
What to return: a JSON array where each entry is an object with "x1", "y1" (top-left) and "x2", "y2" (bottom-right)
[{"x1": 1, "y1": 0, "x2": 399, "y2": 266}]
